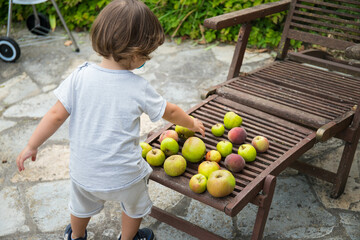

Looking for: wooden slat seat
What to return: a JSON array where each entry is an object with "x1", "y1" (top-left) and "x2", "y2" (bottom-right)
[
  {"x1": 146, "y1": 95, "x2": 316, "y2": 239},
  {"x1": 216, "y1": 60, "x2": 359, "y2": 129},
  {"x1": 277, "y1": 0, "x2": 360, "y2": 58}
]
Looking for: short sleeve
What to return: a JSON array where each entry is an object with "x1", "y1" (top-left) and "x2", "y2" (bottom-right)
[
  {"x1": 53, "y1": 73, "x2": 74, "y2": 114},
  {"x1": 144, "y1": 81, "x2": 167, "y2": 122}
]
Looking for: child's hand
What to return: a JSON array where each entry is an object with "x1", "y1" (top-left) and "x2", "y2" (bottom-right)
[
  {"x1": 16, "y1": 146, "x2": 38, "y2": 172},
  {"x1": 189, "y1": 118, "x2": 205, "y2": 137}
]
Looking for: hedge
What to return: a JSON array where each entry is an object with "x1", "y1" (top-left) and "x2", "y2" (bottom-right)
[{"x1": 0, "y1": 0, "x2": 300, "y2": 49}]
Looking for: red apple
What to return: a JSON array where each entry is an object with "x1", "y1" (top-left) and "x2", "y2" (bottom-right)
[
  {"x1": 182, "y1": 137, "x2": 206, "y2": 163},
  {"x1": 140, "y1": 142, "x2": 152, "y2": 158},
  {"x1": 238, "y1": 144, "x2": 257, "y2": 162},
  {"x1": 163, "y1": 155, "x2": 187, "y2": 177},
  {"x1": 207, "y1": 170, "x2": 236, "y2": 197},
  {"x1": 252, "y1": 136, "x2": 269, "y2": 153},
  {"x1": 198, "y1": 161, "x2": 220, "y2": 179},
  {"x1": 224, "y1": 153, "x2": 245, "y2": 173},
  {"x1": 160, "y1": 137, "x2": 179, "y2": 156},
  {"x1": 205, "y1": 150, "x2": 222, "y2": 163},
  {"x1": 146, "y1": 149, "x2": 165, "y2": 166},
  {"x1": 223, "y1": 111, "x2": 242, "y2": 129},
  {"x1": 159, "y1": 130, "x2": 179, "y2": 143},
  {"x1": 189, "y1": 173, "x2": 207, "y2": 193},
  {"x1": 216, "y1": 140, "x2": 233, "y2": 158},
  {"x1": 227, "y1": 127, "x2": 247, "y2": 144}
]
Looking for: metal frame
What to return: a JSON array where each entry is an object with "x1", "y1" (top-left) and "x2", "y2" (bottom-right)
[{"x1": 6, "y1": 0, "x2": 79, "y2": 52}]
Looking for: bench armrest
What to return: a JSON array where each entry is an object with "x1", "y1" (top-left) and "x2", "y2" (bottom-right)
[
  {"x1": 316, "y1": 110, "x2": 355, "y2": 142},
  {"x1": 204, "y1": 0, "x2": 291, "y2": 30}
]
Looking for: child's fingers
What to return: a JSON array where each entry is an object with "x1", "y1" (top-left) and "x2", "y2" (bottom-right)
[
  {"x1": 196, "y1": 119, "x2": 205, "y2": 137},
  {"x1": 199, "y1": 124, "x2": 205, "y2": 137},
  {"x1": 16, "y1": 156, "x2": 20, "y2": 171},
  {"x1": 16, "y1": 155, "x2": 24, "y2": 172},
  {"x1": 19, "y1": 160, "x2": 25, "y2": 171},
  {"x1": 200, "y1": 128, "x2": 205, "y2": 137},
  {"x1": 16, "y1": 150, "x2": 36, "y2": 171}
]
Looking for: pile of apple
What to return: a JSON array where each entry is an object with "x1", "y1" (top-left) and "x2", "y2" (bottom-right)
[{"x1": 140, "y1": 111, "x2": 270, "y2": 198}]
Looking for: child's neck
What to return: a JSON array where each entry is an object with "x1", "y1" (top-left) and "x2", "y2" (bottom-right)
[{"x1": 99, "y1": 57, "x2": 130, "y2": 70}]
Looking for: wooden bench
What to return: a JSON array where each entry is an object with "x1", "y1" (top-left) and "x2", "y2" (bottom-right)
[{"x1": 146, "y1": 0, "x2": 360, "y2": 239}]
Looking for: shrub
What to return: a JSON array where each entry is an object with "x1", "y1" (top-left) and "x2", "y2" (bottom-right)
[{"x1": 0, "y1": 0, "x2": 296, "y2": 49}]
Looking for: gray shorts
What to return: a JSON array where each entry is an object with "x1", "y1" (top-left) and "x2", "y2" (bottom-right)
[{"x1": 69, "y1": 176, "x2": 152, "y2": 219}]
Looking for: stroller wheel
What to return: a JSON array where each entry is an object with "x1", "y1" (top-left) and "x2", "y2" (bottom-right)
[
  {"x1": 26, "y1": 13, "x2": 50, "y2": 36},
  {"x1": 0, "y1": 37, "x2": 21, "y2": 62}
]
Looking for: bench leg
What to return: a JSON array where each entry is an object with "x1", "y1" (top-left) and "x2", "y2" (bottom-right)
[
  {"x1": 251, "y1": 175, "x2": 277, "y2": 240},
  {"x1": 150, "y1": 205, "x2": 227, "y2": 240},
  {"x1": 332, "y1": 104, "x2": 360, "y2": 198},
  {"x1": 331, "y1": 135, "x2": 360, "y2": 198},
  {"x1": 150, "y1": 176, "x2": 277, "y2": 239}
]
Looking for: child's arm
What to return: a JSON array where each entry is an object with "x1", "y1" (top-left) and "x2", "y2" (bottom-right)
[
  {"x1": 16, "y1": 100, "x2": 70, "y2": 171},
  {"x1": 162, "y1": 102, "x2": 205, "y2": 137}
]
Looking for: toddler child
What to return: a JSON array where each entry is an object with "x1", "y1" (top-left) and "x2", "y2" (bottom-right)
[{"x1": 16, "y1": 0, "x2": 205, "y2": 240}]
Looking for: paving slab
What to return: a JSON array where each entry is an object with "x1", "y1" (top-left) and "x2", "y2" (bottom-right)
[
  {"x1": 264, "y1": 176, "x2": 336, "y2": 239},
  {"x1": 0, "y1": 118, "x2": 17, "y2": 132},
  {"x1": 0, "y1": 187, "x2": 29, "y2": 236},
  {"x1": 0, "y1": 119, "x2": 69, "y2": 157},
  {"x1": 0, "y1": 72, "x2": 40, "y2": 106},
  {"x1": 11, "y1": 144, "x2": 70, "y2": 183},
  {"x1": 306, "y1": 139, "x2": 360, "y2": 211},
  {"x1": 173, "y1": 175, "x2": 338, "y2": 239},
  {"x1": 25, "y1": 180, "x2": 71, "y2": 233},
  {"x1": 0, "y1": 28, "x2": 359, "y2": 240},
  {"x1": 3, "y1": 92, "x2": 57, "y2": 118},
  {"x1": 339, "y1": 212, "x2": 360, "y2": 240}
]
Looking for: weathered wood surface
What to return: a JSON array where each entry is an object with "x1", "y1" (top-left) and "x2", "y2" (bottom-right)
[
  {"x1": 147, "y1": 95, "x2": 315, "y2": 216},
  {"x1": 203, "y1": 0, "x2": 291, "y2": 30}
]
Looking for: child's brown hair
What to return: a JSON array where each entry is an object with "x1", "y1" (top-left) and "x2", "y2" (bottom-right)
[{"x1": 90, "y1": 0, "x2": 165, "y2": 63}]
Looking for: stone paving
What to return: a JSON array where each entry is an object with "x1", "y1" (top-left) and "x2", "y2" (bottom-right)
[{"x1": 0, "y1": 28, "x2": 359, "y2": 240}]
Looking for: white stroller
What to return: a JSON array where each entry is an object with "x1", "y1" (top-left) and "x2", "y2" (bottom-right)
[{"x1": 0, "y1": 0, "x2": 80, "y2": 62}]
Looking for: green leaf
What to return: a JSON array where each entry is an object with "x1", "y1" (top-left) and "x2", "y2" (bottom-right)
[{"x1": 49, "y1": 14, "x2": 56, "y2": 32}]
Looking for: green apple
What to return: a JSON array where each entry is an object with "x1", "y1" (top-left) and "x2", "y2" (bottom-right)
[
  {"x1": 175, "y1": 125, "x2": 195, "y2": 139},
  {"x1": 223, "y1": 111, "x2": 242, "y2": 129},
  {"x1": 189, "y1": 173, "x2": 207, "y2": 193},
  {"x1": 211, "y1": 123, "x2": 225, "y2": 137},
  {"x1": 205, "y1": 150, "x2": 222, "y2": 163},
  {"x1": 140, "y1": 142, "x2": 152, "y2": 158},
  {"x1": 160, "y1": 137, "x2": 179, "y2": 156},
  {"x1": 252, "y1": 136, "x2": 269, "y2": 153},
  {"x1": 238, "y1": 144, "x2": 257, "y2": 162},
  {"x1": 182, "y1": 137, "x2": 206, "y2": 163},
  {"x1": 163, "y1": 155, "x2": 187, "y2": 177},
  {"x1": 198, "y1": 161, "x2": 220, "y2": 179},
  {"x1": 207, "y1": 170, "x2": 236, "y2": 197},
  {"x1": 146, "y1": 149, "x2": 165, "y2": 166},
  {"x1": 216, "y1": 140, "x2": 233, "y2": 158}
]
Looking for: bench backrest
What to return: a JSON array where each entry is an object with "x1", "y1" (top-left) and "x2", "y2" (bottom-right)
[{"x1": 278, "y1": 0, "x2": 360, "y2": 59}]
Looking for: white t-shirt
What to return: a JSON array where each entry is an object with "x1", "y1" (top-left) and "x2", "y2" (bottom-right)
[{"x1": 54, "y1": 62, "x2": 167, "y2": 192}]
